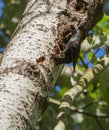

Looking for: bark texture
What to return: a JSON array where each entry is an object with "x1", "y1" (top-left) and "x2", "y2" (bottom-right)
[
  {"x1": 0, "y1": 0, "x2": 104, "y2": 130},
  {"x1": 53, "y1": 56, "x2": 109, "y2": 130}
]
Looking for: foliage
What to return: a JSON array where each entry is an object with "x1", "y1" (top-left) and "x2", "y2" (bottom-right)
[
  {"x1": 0, "y1": 0, "x2": 109, "y2": 130},
  {"x1": 0, "y1": 0, "x2": 26, "y2": 47}
]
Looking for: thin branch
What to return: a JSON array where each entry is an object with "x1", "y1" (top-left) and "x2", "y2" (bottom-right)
[
  {"x1": 79, "y1": 56, "x2": 88, "y2": 69},
  {"x1": 48, "y1": 97, "x2": 109, "y2": 119},
  {"x1": 80, "y1": 99, "x2": 103, "y2": 109},
  {"x1": 87, "y1": 48, "x2": 100, "y2": 66},
  {"x1": 48, "y1": 97, "x2": 61, "y2": 106},
  {"x1": 0, "y1": 36, "x2": 5, "y2": 46},
  {"x1": 95, "y1": 118, "x2": 104, "y2": 130},
  {"x1": 53, "y1": 56, "x2": 109, "y2": 130},
  {"x1": 75, "y1": 110, "x2": 109, "y2": 119}
]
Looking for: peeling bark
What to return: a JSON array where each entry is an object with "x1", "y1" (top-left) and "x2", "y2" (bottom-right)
[{"x1": 0, "y1": 0, "x2": 104, "y2": 130}]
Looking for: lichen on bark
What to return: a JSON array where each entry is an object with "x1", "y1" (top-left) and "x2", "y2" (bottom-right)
[{"x1": 0, "y1": 0, "x2": 104, "y2": 130}]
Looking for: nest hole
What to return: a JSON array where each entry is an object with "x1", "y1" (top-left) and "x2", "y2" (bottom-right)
[{"x1": 76, "y1": 4, "x2": 82, "y2": 11}]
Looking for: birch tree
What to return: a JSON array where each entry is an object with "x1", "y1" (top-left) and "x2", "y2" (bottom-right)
[{"x1": 0, "y1": 0, "x2": 107, "y2": 130}]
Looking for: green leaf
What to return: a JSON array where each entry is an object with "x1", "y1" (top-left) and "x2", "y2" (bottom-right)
[
  {"x1": 87, "y1": 36, "x2": 93, "y2": 44},
  {"x1": 87, "y1": 51, "x2": 94, "y2": 61},
  {"x1": 99, "y1": 33, "x2": 107, "y2": 42},
  {"x1": 97, "y1": 14, "x2": 109, "y2": 34},
  {"x1": 98, "y1": 66, "x2": 109, "y2": 105}
]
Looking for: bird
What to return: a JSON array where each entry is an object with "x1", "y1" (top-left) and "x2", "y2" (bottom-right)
[{"x1": 54, "y1": 29, "x2": 81, "y2": 71}]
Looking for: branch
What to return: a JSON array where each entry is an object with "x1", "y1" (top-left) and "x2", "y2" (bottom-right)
[
  {"x1": 80, "y1": 99, "x2": 103, "y2": 109},
  {"x1": 53, "y1": 56, "x2": 109, "y2": 130},
  {"x1": 87, "y1": 47, "x2": 100, "y2": 66},
  {"x1": 0, "y1": 0, "x2": 105, "y2": 129},
  {"x1": 49, "y1": 97, "x2": 109, "y2": 130},
  {"x1": 48, "y1": 97, "x2": 109, "y2": 119},
  {"x1": 95, "y1": 118, "x2": 104, "y2": 130},
  {"x1": 75, "y1": 110, "x2": 109, "y2": 119},
  {"x1": 79, "y1": 56, "x2": 88, "y2": 69}
]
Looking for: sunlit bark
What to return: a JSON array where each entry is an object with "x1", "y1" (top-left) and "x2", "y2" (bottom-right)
[{"x1": 0, "y1": 0, "x2": 104, "y2": 130}]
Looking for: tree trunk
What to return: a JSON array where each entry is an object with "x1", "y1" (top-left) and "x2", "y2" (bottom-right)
[{"x1": 0, "y1": 0, "x2": 104, "y2": 130}]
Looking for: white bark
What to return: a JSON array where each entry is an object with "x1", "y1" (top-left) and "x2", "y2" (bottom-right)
[
  {"x1": 0, "y1": 0, "x2": 65, "y2": 129},
  {"x1": 0, "y1": 0, "x2": 104, "y2": 130}
]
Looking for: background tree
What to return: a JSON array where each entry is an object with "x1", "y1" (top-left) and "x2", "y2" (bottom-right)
[{"x1": 0, "y1": 0, "x2": 109, "y2": 130}]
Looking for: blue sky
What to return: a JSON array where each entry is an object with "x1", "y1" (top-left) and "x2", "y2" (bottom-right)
[
  {"x1": 0, "y1": 0, "x2": 4, "y2": 53},
  {"x1": 0, "y1": 0, "x2": 4, "y2": 17}
]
